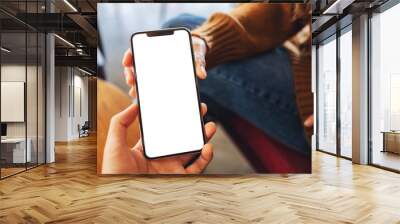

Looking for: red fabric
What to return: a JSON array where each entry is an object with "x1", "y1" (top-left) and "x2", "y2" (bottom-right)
[{"x1": 228, "y1": 116, "x2": 311, "y2": 173}]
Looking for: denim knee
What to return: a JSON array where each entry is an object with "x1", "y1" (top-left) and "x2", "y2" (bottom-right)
[{"x1": 162, "y1": 14, "x2": 206, "y2": 30}]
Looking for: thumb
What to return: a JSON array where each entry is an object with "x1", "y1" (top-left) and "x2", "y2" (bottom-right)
[{"x1": 108, "y1": 103, "x2": 139, "y2": 143}]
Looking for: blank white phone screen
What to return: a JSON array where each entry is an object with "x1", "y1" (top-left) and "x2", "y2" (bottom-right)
[{"x1": 132, "y1": 29, "x2": 204, "y2": 158}]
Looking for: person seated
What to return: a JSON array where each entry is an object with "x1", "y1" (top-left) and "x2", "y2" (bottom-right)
[{"x1": 103, "y1": 3, "x2": 313, "y2": 174}]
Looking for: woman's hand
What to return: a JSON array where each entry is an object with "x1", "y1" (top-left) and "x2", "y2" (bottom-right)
[
  {"x1": 122, "y1": 36, "x2": 208, "y2": 97},
  {"x1": 102, "y1": 102, "x2": 217, "y2": 174}
]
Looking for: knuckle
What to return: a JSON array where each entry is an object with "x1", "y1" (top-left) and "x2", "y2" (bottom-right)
[{"x1": 110, "y1": 115, "x2": 120, "y2": 125}]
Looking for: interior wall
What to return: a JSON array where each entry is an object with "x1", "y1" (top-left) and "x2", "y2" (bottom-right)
[
  {"x1": 88, "y1": 77, "x2": 97, "y2": 132},
  {"x1": 54, "y1": 67, "x2": 89, "y2": 141},
  {"x1": 54, "y1": 66, "x2": 69, "y2": 141},
  {"x1": 74, "y1": 72, "x2": 89, "y2": 132},
  {"x1": 1, "y1": 65, "x2": 39, "y2": 139}
]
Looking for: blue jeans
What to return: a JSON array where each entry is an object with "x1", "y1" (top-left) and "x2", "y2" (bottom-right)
[{"x1": 163, "y1": 14, "x2": 310, "y2": 155}]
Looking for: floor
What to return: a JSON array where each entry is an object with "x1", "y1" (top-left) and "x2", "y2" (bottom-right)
[
  {"x1": 372, "y1": 150, "x2": 400, "y2": 171},
  {"x1": 0, "y1": 167, "x2": 25, "y2": 178},
  {"x1": 1, "y1": 163, "x2": 44, "y2": 179},
  {"x1": 1, "y1": 136, "x2": 400, "y2": 223}
]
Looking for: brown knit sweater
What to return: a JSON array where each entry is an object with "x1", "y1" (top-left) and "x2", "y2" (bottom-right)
[{"x1": 192, "y1": 3, "x2": 313, "y2": 141}]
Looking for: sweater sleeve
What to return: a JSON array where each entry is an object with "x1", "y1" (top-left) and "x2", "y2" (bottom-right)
[{"x1": 191, "y1": 3, "x2": 310, "y2": 68}]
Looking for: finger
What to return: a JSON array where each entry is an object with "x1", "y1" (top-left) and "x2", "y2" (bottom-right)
[
  {"x1": 124, "y1": 67, "x2": 135, "y2": 86},
  {"x1": 108, "y1": 104, "x2": 139, "y2": 143},
  {"x1": 122, "y1": 48, "x2": 133, "y2": 67},
  {"x1": 195, "y1": 57, "x2": 207, "y2": 79},
  {"x1": 131, "y1": 140, "x2": 148, "y2": 172},
  {"x1": 192, "y1": 36, "x2": 207, "y2": 79},
  {"x1": 128, "y1": 86, "x2": 136, "y2": 98},
  {"x1": 179, "y1": 122, "x2": 217, "y2": 166},
  {"x1": 132, "y1": 138, "x2": 143, "y2": 149},
  {"x1": 177, "y1": 121, "x2": 216, "y2": 166},
  {"x1": 177, "y1": 152, "x2": 198, "y2": 166},
  {"x1": 204, "y1": 122, "x2": 217, "y2": 142},
  {"x1": 200, "y1": 102, "x2": 207, "y2": 117},
  {"x1": 304, "y1": 114, "x2": 314, "y2": 128},
  {"x1": 185, "y1": 143, "x2": 213, "y2": 174}
]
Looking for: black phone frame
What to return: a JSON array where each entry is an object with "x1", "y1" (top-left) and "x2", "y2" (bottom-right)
[{"x1": 130, "y1": 27, "x2": 206, "y2": 160}]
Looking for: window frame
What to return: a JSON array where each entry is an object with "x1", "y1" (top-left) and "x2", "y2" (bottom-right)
[{"x1": 315, "y1": 23, "x2": 353, "y2": 160}]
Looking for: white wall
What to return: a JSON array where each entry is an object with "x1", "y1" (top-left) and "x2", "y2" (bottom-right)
[
  {"x1": 54, "y1": 67, "x2": 89, "y2": 141},
  {"x1": 78, "y1": 73, "x2": 89, "y2": 138},
  {"x1": 1, "y1": 63, "x2": 46, "y2": 164},
  {"x1": 1, "y1": 66, "x2": 26, "y2": 133},
  {"x1": 1, "y1": 65, "x2": 37, "y2": 138},
  {"x1": 55, "y1": 66, "x2": 69, "y2": 141}
]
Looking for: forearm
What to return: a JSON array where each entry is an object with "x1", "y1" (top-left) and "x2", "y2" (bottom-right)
[{"x1": 192, "y1": 3, "x2": 310, "y2": 68}]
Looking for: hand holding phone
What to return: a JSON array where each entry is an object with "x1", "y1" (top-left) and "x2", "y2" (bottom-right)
[
  {"x1": 130, "y1": 28, "x2": 207, "y2": 159},
  {"x1": 103, "y1": 28, "x2": 216, "y2": 174},
  {"x1": 102, "y1": 102, "x2": 217, "y2": 174}
]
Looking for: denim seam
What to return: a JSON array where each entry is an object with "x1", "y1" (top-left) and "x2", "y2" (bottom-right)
[{"x1": 211, "y1": 68, "x2": 297, "y2": 114}]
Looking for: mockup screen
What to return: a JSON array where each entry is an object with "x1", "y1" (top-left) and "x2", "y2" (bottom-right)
[{"x1": 131, "y1": 29, "x2": 204, "y2": 158}]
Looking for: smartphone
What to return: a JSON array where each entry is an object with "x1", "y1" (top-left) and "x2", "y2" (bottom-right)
[{"x1": 130, "y1": 28, "x2": 205, "y2": 159}]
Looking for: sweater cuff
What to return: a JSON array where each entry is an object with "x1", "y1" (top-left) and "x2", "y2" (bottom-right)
[{"x1": 192, "y1": 12, "x2": 253, "y2": 68}]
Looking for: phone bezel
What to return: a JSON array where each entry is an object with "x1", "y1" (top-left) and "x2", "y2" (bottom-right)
[{"x1": 130, "y1": 27, "x2": 206, "y2": 160}]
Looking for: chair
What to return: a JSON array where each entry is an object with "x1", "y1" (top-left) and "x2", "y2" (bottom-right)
[{"x1": 79, "y1": 121, "x2": 90, "y2": 138}]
